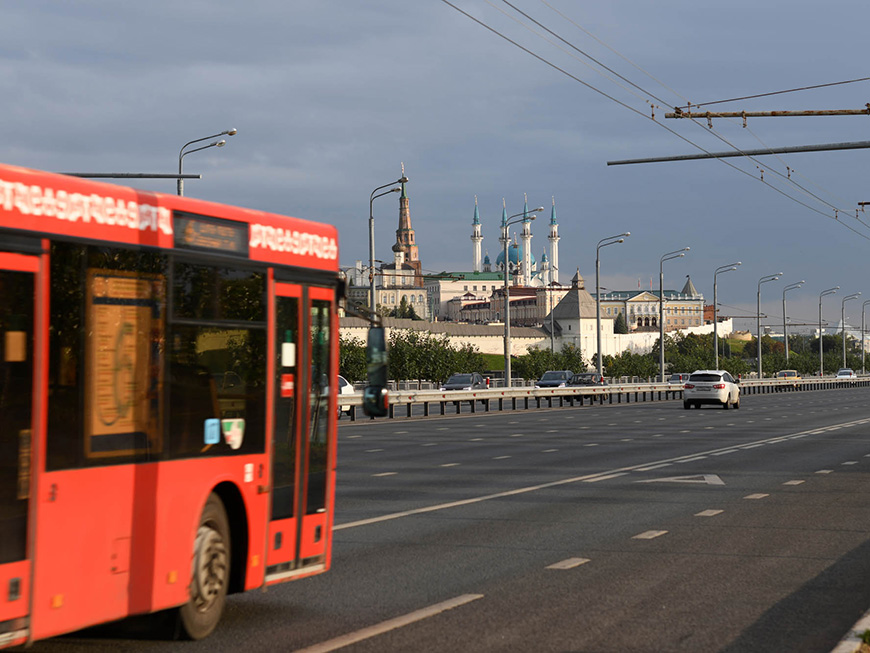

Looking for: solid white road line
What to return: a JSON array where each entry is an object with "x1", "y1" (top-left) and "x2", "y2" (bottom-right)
[
  {"x1": 293, "y1": 594, "x2": 484, "y2": 653},
  {"x1": 336, "y1": 417, "x2": 869, "y2": 531}
]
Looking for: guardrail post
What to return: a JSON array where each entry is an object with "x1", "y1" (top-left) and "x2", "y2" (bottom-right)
[{"x1": 424, "y1": 402, "x2": 430, "y2": 417}]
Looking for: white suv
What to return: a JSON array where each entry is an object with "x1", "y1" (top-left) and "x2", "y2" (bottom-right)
[{"x1": 683, "y1": 370, "x2": 740, "y2": 410}]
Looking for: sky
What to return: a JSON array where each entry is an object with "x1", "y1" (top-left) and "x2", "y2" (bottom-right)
[{"x1": 3, "y1": 1, "x2": 870, "y2": 333}]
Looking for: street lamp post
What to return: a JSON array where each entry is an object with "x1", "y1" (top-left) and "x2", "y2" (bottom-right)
[
  {"x1": 862, "y1": 300, "x2": 870, "y2": 374},
  {"x1": 782, "y1": 280, "x2": 804, "y2": 363},
  {"x1": 595, "y1": 233, "x2": 630, "y2": 376},
  {"x1": 659, "y1": 247, "x2": 690, "y2": 382},
  {"x1": 713, "y1": 262, "x2": 741, "y2": 369},
  {"x1": 842, "y1": 292, "x2": 862, "y2": 369},
  {"x1": 756, "y1": 273, "x2": 782, "y2": 378},
  {"x1": 177, "y1": 128, "x2": 237, "y2": 196},
  {"x1": 819, "y1": 287, "x2": 839, "y2": 377},
  {"x1": 504, "y1": 208, "x2": 543, "y2": 387},
  {"x1": 368, "y1": 175, "x2": 408, "y2": 324}
]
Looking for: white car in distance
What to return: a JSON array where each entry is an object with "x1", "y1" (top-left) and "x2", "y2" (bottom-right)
[{"x1": 683, "y1": 370, "x2": 740, "y2": 410}]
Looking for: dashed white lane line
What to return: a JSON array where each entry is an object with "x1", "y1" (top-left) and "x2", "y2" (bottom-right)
[
  {"x1": 421, "y1": 443, "x2": 438, "y2": 447},
  {"x1": 437, "y1": 427, "x2": 449, "y2": 431},
  {"x1": 395, "y1": 431, "x2": 408, "y2": 434},
  {"x1": 783, "y1": 480, "x2": 805, "y2": 486},
  {"x1": 293, "y1": 594, "x2": 484, "y2": 653},
  {"x1": 542, "y1": 449, "x2": 558, "y2": 453},
  {"x1": 547, "y1": 557, "x2": 590, "y2": 570},
  {"x1": 712, "y1": 449, "x2": 738, "y2": 456},
  {"x1": 366, "y1": 449, "x2": 384, "y2": 453},
  {"x1": 584, "y1": 443, "x2": 599, "y2": 447},
  {"x1": 372, "y1": 472, "x2": 397, "y2": 477},
  {"x1": 677, "y1": 456, "x2": 707, "y2": 463},
  {"x1": 843, "y1": 461, "x2": 859, "y2": 466},
  {"x1": 633, "y1": 530, "x2": 667, "y2": 540},
  {"x1": 440, "y1": 463, "x2": 460, "y2": 468},
  {"x1": 695, "y1": 509, "x2": 723, "y2": 517},
  {"x1": 510, "y1": 433, "x2": 524, "y2": 438},
  {"x1": 816, "y1": 469, "x2": 834, "y2": 474},
  {"x1": 744, "y1": 493, "x2": 769, "y2": 500},
  {"x1": 470, "y1": 438, "x2": 483, "y2": 441},
  {"x1": 347, "y1": 435, "x2": 362, "y2": 439},
  {"x1": 494, "y1": 456, "x2": 511, "y2": 460}
]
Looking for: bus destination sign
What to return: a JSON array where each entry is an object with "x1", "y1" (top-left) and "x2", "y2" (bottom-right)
[{"x1": 174, "y1": 212, "x2": 249, "y2": 257}]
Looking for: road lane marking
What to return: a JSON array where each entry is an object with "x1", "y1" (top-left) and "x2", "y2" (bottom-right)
[
  {"x1": 437, "y1": 427, "x2": 449, "y2": 431},
  {"x1": 843, "y1": 461, "x2": 859, "y2": 465},
  {"x1": 470, "y1": 438, "x2": 484, "y2": 441},
  {"x1": 744, "y1": 493, "x2": 769, "y2": 500},
  {"x1": 366, "y1": 449, "x2": 384, "y2": 453},
  {"x1": 547, "y1": 558, "x2": 590, "y2": 570},
  {"x1": 712, "y1": 450, "x2": 738, "y2": 456},
  {"x1": 336, "y1": 417, "x2": 870, "y2": 531},
  {"x1": 421, "y1": 443, "x2": 438, "y2": 447},
  {"x1": 695, "y1": 509, "x2": 723, "y2": 517},
  {"x1": 292, "y1": 594, "x2": 484, "y2": 653},
  {"x1": 440, "y1": 463, "x2": 460, "y2": 467},
  {"x1": 677, "y1": 456, "x2": 708, "y2": 463},
  {"x1": 636, "y1": 463, "x2": 672, "y2": 471},
  {"x1": 395, "y1": 431, "x2": 408, "y2": 434},
  {"x1": 372, "y1": 472, "x2": 397, "y2": 477},
  {"x1": 510, "y1": 433, "x2": 524, "y2": 437},
  {"x1": 637, "y1": 474, "x2": 724, "y2": 486},
  {"x1": 743, "y1": 443, "x2": 765, "y2": 449},
  {"x1": 543, "y1": 449, "x2": 558, "y2": 453},
  {"x1": 783, "y1": 480, "x2": 805, "y2": 486},
  {"x1": 633, "y1": 530, "x2": 667, "y2": 540},
  {"x1": 583, "y1": 473, "x2": 627, "y2": 483},
  {"x1": 584, "y1": 443, "x2": 599, "y2": 447},
  {"x1": 347, "y1": 435, "x2": 362, "y2": 439},
  {"x1": 494, "y1": 456, "x2": 511, "y2": 460}
]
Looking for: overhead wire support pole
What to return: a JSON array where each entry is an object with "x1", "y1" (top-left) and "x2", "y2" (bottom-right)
[
  {"x1": 665, "y1": 107, "x2": 870, "y2": 120},
  {"x1": 607, "y1": 141, "x2": 870, "y2": 166}
]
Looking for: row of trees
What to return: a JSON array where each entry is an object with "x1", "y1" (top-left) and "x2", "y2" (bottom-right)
[
  {"x1": 339, "y1": 330, "x2": 867, "y2": 384},
  {"x1": 339, "y1": 332, "x2": 485, "y2": 384}
]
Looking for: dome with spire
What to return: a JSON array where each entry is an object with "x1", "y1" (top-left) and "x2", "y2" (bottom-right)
[{"x1": 495, "y1": 242, "x2": 536, "y2": 269}]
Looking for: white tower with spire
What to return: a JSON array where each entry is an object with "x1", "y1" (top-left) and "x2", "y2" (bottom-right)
[
  {"x1": 471, "y1": 196, "x2": 483, "y2": 273},
  {"x1": 498, "y1": 199, "x2": 509, "y2": 278},
  {"x1": 548, "y1": 196, "x2": 560, "y2": 285},
  {"x1": 520, "y1": 194, "x2": 533, "y2": 286}
]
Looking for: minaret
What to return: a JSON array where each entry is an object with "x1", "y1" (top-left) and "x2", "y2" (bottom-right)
[
  {"x1": 520, "y1": 194, "x2": 533, "y2": 287},
  {"x1": 540, "y1": 249, "x2": 549, "y2": 285},
  {"x1": 395, "y1": 163, "x2": 422, "y2": 284},
  {"x1": 483, "y1": 251, "x2": 491, "y2": 273},
  {"x1": 548, "y1": 196, "x2": 560, "y2": 285},
  {"x1": 471, "y1": 196, "x2": 483, "y2": 273},
  {"x1": 498, "y1": 199, "x2": 509, "y2": 275}
]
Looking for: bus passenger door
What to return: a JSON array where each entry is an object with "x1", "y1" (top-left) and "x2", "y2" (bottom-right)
[
  {"x1": 0, "y1": 254, "x2": 38, "y2": 645},
  {"x1": 266, "y1": 284, "x2": 336, "y2": 583}
]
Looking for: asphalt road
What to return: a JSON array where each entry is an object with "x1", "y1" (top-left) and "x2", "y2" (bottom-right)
[{"x1": 36, "y1": 386, "x2": 870, "y2": 652}]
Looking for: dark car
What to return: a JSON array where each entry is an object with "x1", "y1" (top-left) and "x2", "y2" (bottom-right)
[
  {"x1": 570, "y1": 372, "x2": 607, "y2": 387},
  {"x1": 535, "y1": 370, "x2": 574, "y2": 388},
  {"x1": 441, "y1": 372, "x2": 486, "y2": 391}
]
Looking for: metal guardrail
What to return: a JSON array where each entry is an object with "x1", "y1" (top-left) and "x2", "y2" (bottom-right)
[{"x1": 340, "y1": 376, "x2": 870, "y2": 421}]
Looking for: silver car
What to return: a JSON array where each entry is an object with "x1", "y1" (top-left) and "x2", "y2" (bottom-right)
[{"x1": 683, "y1": 370, "x2": 740, "y2": 410}]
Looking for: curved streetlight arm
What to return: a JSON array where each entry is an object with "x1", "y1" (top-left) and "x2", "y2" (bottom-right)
[
  {"x1": 179, "y1": 129, "x2": 237, "y2": 160},
  {"x1": 715, "y1": 262, "x2": 741, "y2": 275},
  {"x1": 179, "y1": 140, "x2": 224, "y2": 166},
  {"x1": 370, "y1": 177, "x2": 408, "y2": 203},
  {"x1": 661, "y1": 246, "x2": 689, "y2": 264},
  {"x1": 598, "y1": 232, "x2": 631, "y2": 249}
]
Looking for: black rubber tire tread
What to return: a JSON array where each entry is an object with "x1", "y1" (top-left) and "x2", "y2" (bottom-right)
[{"x1": 178, "y1": 493, "x2": 231, "y2": 640}]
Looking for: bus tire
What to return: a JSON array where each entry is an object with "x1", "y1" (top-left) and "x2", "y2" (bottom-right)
[{"x1": 179, "y1": 493, "x2": 231, "y2": 640}]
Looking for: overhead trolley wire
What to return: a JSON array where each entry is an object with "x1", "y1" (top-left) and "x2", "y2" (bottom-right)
[{"x1": 439, "y1": 0, "x2": 870, "y2": 241}]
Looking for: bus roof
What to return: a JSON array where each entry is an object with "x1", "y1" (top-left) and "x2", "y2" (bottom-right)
[{"x1": 0, "y1": 162, "x2": 338, "y2": 272}]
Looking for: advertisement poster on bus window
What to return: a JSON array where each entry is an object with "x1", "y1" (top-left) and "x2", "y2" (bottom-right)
[{"x1": 84, "y1": 269, "x2": 164, "y2": 458}]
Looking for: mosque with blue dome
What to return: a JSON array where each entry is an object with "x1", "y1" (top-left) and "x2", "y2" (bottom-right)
[{"x1": 471, "y1": 195, "x2": 561, "y2": 288}]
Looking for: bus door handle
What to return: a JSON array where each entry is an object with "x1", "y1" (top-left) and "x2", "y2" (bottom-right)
[{"x1": 257, "y1": 485, "x2": 270, "y2": 494}]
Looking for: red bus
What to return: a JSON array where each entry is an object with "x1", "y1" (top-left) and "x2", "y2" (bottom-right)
[{"x1": 0, "y1": 162, "x2": 345, "y2": 645}]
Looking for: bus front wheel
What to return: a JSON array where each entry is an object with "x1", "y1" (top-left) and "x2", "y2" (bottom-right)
[{"x1": 179, "y1": 493, "x2": 231, "y2": 640}]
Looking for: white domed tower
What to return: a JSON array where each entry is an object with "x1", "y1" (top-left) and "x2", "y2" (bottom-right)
[{"x1": 548, "y1": 196, "x2": 560, "y2": 285}]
